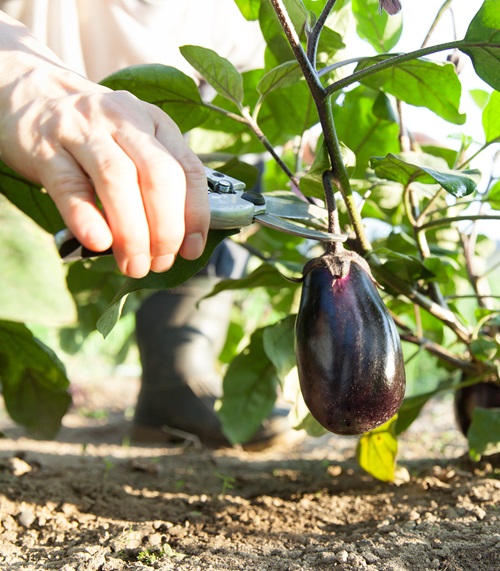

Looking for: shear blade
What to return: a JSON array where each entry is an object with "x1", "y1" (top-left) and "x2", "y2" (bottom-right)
[
  {"x1": 254, "y1": 213, "x2": 347, "y2": 242},
  {"x1": 264, "y1": 196, "x2": 328, "y2": 221}
]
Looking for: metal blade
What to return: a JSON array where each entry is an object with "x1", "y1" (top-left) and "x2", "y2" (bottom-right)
[
  {"x1": 264, "y1": 196, "x2": 328, "y2": 221},
  {"x1": 254, "y1": 213, "x2": 347, "y2": 242}
]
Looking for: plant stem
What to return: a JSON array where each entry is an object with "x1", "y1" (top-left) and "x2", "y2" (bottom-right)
[
  {"x1": 421, "y1": 0, "x2": 455, "y2": 48},
  {"x1": 325, "y1": 40, "x2": 463, "y2": 96},
  {"x1": 306, "y1": 0, "x2": 338, "y2": 66},
  {"x1": 418, "y1": 214, "x2": 500, "y2": 232},
  {"x1": 239, "y1": 107, "x2": 301, "y2": 188},
  {"x1": 456, "y1": 137, "x2": 500, "y2": 170},
  {"x1": 268, "y1": 0, "x2": 372, "y2": 254}
]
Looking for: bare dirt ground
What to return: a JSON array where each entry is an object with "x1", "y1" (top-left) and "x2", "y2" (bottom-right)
[{"x1": 0, "y1": 374, "x2": 499, "y2": 571}]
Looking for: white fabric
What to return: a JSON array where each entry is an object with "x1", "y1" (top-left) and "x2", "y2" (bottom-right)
[{"x1": 0, "y1": 0, "x2": 264, "y2": 81}]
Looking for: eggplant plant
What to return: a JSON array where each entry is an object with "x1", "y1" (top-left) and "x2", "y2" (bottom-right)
[{"x1": 1, "y1": 0, "x2": 500, "y2": 480}]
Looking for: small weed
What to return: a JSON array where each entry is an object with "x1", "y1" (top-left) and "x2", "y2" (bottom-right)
[
  {"x1": 137, "y1": 543, "x2": 186, "y2": 564},
  {"x1": 214, "y1": 471, "x2": 236, "y2": 496}
]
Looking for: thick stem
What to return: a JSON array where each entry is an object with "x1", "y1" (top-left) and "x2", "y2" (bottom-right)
[
  {"x1": 325, "y1": 40, "x2": 462, "y2": 96},
  {"x1": 306, "y1": 0, "x2": 337, "y2": 67},
  {"x1": 268, "y1": 0, "x2": 372, "y2": 254}
]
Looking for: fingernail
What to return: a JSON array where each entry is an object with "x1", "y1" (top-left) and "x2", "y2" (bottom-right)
[
  {"x1": 151, "y1": 253, "x2": 175, "y2": 273},
  {"x1": 126, "y1": 254, "x2": 151, "y2": 278},
  {"x1": 181, "y1": 233, "x2": 205, "y2": 260}
]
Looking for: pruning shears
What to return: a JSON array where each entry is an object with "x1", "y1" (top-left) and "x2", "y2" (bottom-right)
[{"x1": 55, "y1": 167, "x2": 347, "y2": 262}]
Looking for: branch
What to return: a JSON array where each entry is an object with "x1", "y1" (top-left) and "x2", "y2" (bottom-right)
[
  {"x1": 325, "y1": 40, "x2": 462, "y2": 96},
  {"x1": 306, "y1": 0, "x2": 337, "y2": 67},
  {"x1": 268, "y1": 0, "x2": 324, "y2": 96},
  {"x1": 421, "y1": 0, "x2": 455, "y2": 48}
]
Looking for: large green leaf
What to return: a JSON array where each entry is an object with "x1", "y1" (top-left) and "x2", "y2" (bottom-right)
[
  {"x1": 370, "y1": 153, "x2": 480, "y2": 198},
  {"x1": 218, "y1": 327, "x2": 279, "y2": 444},
  {"x1": 96, "y1": 229, "x2": 238, "y2": 337},
  {"x1": 262, "y1": 315, "x2": 296, "y2": 382},
  {"x1": 334, "y1": 86, "x2": 400, "y2": 178},
  {"x1": 202, "y1": 263, "x2": 292, "y2": 300},
  {"x1": 357, "y1": 57, "x2": 466, "y2": 125},
  {"x1": 257, "y1": 60, "x2": 303, "y2": 99},
  {"x1": 352, "y1": 0, "x2": 402, "y2": 54},
  {"x1": 0, "y1": 162, "x2": 63, "y2": 233},
  {"x1": 467, "y1": 407, "x2": 500, "y2": 460},
  {"x1": 482, "y1": 90, "x2": 500, "y2": 144},
  {"x1": 356, "y1": 415, "x2": 399, "y2": 482},
  {"x1": 234, "y1": 0, "x2": 261, "y2": 20},
  {"x1": 180, "y1": 45, "x2": 244, "y2": 107},
  {"x1": 100, "y1": 64, "x2": 209, "y2": 133},
  {"x1": 0, "y1": 195, "x2": 76, "y2": 325},
  {"x1": 460, "y1": 0, "x2": 500, "y2": 92},
  {"x1": 0, "y1": 320, "x2": 71, "y2": 439}
]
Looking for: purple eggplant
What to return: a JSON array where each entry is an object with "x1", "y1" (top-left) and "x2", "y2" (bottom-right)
[{"x1": 295, "y1": 252, "x2": 406, "y2": 435}]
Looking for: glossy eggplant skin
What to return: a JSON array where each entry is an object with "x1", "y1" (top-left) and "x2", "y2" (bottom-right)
[{"x1": 295, "y1": 255, "x2": 406, "y2": 435}]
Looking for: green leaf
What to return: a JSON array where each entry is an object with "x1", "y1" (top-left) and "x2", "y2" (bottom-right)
[
  {"x1": 234, "y1": 0, "x2": 261, "y2": 20},
  {"x1": 356, "y1": 415, "x2": 399, "y2": 482},
  {"x1": 257, "y1": 60, "x2": 303, "y2": 98},
  {"x1": 101, "y1": 64, "x2": 209, "y2": 132},
  {"x1": 0, "y1": 320, "x2": 71, "y2": 439},
  {"x1": 467, "y1": 407, "x2": 500, "y2": 460},
  {"x1": 218, "y1": 327, "x2": 279, "y2": 444},
  {"x1": 96, "y1": 229, "x2": 238, "y2": 337},
  {"x1": 352, "y1": 0, "x2": 402, "y2": 53},
  {"x1": 460, "y1": 0, "x2": 500, "y2": 92},
  {"x1": 370, "y1": 153, "x2": 480, "y2": 198},
  {"x1": 357, "y1": 57, "x2": 466, "y2": 125},
  {"x1": 300, "y1": 135, "x2": 356, "y2": 198},
  {"x1": 262, "y1": 315, "x2": 296, "y2": 382},
  {"x1": 0, "y1": 162, "x2": 64, "y2": 233},
  {"x1": 470, "y1": 88, "x2": 490, "y2": 109},
  {"x1": 0, "y1": 195, "x2": 76, "y2": 325},
  {"x1": 482, "y1": 90, "x2": 500, "y2": 144},
  {"x1": 180, "y1": 45, "x2": 244, "y2": 106},
  {"x1": 334, "y1": 86, "x2": 400, "y2": 178},
  {"x1": 202, "y1": 263, "x2": 292, "y2": 302}
]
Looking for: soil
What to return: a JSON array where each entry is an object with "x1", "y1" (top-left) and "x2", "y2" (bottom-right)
[{"x1": 0, "y1": 374, "x2": 499, "y2": 571}]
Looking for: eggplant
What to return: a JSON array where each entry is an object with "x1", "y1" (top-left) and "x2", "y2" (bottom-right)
[{"x1": 295, "y1": 252, "x2": 406, "y2": 435}]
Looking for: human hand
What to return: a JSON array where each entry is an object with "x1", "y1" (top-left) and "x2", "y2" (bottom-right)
[{"x1": 0, "y1": 14, "x2": 209, "y2": 278}]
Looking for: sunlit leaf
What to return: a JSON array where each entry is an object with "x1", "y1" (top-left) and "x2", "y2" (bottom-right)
[
  {"x1": 0, "y1": 195, "x2": 76, "y2": 325},
  {"x1": 357, "y1": 58, "x2": 466, "y2": 125},
  {"x1": 460, "y1": 0, "x2": 500, "y2": 92},
  {"x1": 180, "y1": 45, "x2": 244, "y2": 106},
  {"x1": 352, "y1": 0, "x2": 402, "y2": 53},
  {"x1": 482, "y1": 90, "x2": 500, "y2": 144},
  {"x1": 234, "y1": 0, "x2": 261, "y2": 20},
  {"x1": 257, "y1": 60, "x2": 303, "y2": 98},
  {"x1": 357, "y1": 415, "x2": 399, "y2": 482},
  {"x1": 262, "y1": 314, "x2": 296, "y2": 382},
  {"x1": 370, "y1": 153, "x2": 480, "y2": 198},
  {"x1": 334, "y1": 86, "x2": 399, "y2": 178}
]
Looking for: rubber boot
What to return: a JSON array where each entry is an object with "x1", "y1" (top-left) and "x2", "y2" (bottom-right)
[{"x1": 131, "y1": 241, "x2": 291, "y2": 448}]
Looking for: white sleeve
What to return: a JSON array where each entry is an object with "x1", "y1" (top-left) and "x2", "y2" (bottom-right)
[{"x1": 1, "y1": 0, "x2": 265, "y2": 81}]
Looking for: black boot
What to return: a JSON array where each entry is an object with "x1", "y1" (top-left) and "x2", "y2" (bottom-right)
[{"x1": 132, "y1": 241, "x2": 291, "y2": 448}]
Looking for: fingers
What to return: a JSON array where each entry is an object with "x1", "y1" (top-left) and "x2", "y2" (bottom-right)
[
  {"x1": 38, "y1": 92, "x2": 210, "y2": 278},
  {"x1": 152, "y1": 114, "x2": 209, "y2": 261}
]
